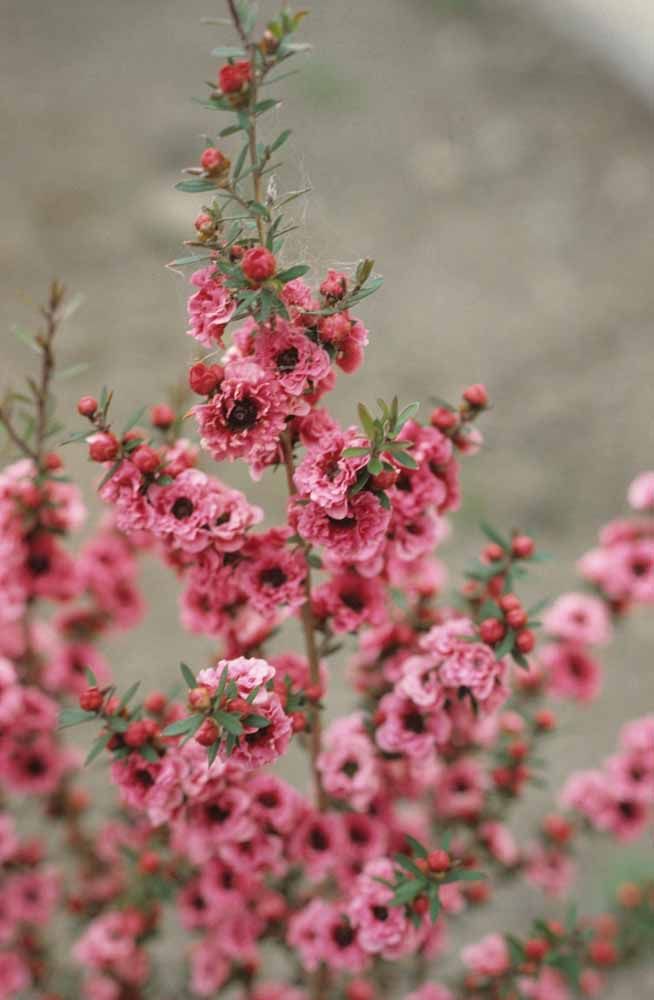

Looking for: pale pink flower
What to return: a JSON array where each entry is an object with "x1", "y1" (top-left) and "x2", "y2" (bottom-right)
[
  {"x1": 627, "y1": 471, "x2": 654, "y2": 511},
  {"x1": 543, "y1": 593, "x2": 612, "y2": 646},
  {"x1": 461, "y1": 932, "x2": 510, "y2": 978},
  {"x1": 186, "y1": 264, "x2": 236, "y2": 347}
]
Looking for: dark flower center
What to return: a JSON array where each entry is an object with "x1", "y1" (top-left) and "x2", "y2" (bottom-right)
[
  {"x1": 171, "y1": 497, "x2": 194, "y2": 520},
  {"x1": 372, "y1": 905, "x2": 389, "y2": 922},
  {"x1": 341, "y1": 592, "x2": 364, "y2": 612},
  {"x1": 333, "y1": 922, "x2": 355, "y2": 948},
  {"x1": 260, "y1": 566, "x2": 287, "y2": 588},
  {"x1": 206, "y1": 803, "x2": 230, "y2": 824},
  {"x1": 27, "y1": 553, "x2": 50, "y2": 575},
  {"x1": 276, "y1": 347, "x2": 300, "y2": 372},
  {"x1": 403, "y1": 710, "x2": 425, "y2": 734},
  {"x1": 309, "y1": 826, "x2": 329, "y2": 851},
  {"x1": 227, "y1": 397, "x2": 258, "y2": 430}
]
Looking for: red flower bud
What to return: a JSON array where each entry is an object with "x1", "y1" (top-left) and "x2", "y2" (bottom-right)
[
  {"x1": 588, "y1": 939, "x2": 617, "y2": 966},
  {"x1": 194, "y1": 213, "x2": 214, "y2": 235},
  {"x1": 430, "y1": 406, "x2": 459, "y2": 432},
  {"x1": 479, "y1": 617, "x2": 505, "y2": 645},
  {"x1": 499, "y1": 593, "x2": 522, "y2": 612},
  {"x1": 427, "y1": 849, "x2": 451, "y2": 874},
  {"x1": 77, "y1": 395, "x2": 98, "y2": 418},
  {"x1": 219, "y1": 60, "x2": 252, "y2": 94},
  {"x1": 291, "y1": 712, "x2": 307, "y2": 732},
  {"x1": 144, "y1": 691, "x2": 167, "y2": 715},
  {"x1": 534, "y1": 708, "x2": 556, "y2": 731},
  {"x1": 319, "y1": 269, "x2": 348, "y2": 301},
  {"x1": 543, "y1": 814, "x2": 573, "y2": 844},
  {"x1": 188, "y1": 686, "x2": 213, "y2": 712},
  {"x1": 506, "y1": 607, "x2": 528, "y2": 629},
  {"x1": 44, "y1": 451, "x2": 62, "y2": 470},
  {"x1": 138, "y1": 851, "x2": 161, "y2": 875},
  {"x1": 150, "y1": 404, "x2": 175, "y2": 429},
  {"x1": 371, "y1": 469, "x2": 398, "y2": 491},
  {"x1": 516, "y1": 629, "x2": 535, "y2": 653},
  {"x1": 241, "y1": 246, "x2": 277, "y2": 285},
  {"x1": 189, "y1": 362, "x2": 224, "y2": 395},
  {"x1": 200, "y1": 147, "x2": 228, "y2": 175},
  {"x1": 79, "y1": 687, "x2": 103, "y2": 713},
  {"x1": 132, "y1": 445, "x2": 160, "y2": 475},
  {"x1": 88, "y1": 432, "x2": 119, "y2": 463},
  {"x1": 412, "y1": 895, "x2": 429, "y2": 915},
  {"x1": 124, "y1": 721, "x2": 150, "y2": 748},
  {"x1": 195, "y1": 718, "x2": 220, "y2": 747},
  {"x1": 616, "y1": 882, "x2": 642, "y2": 908},
  {"x1": 483, "y1": 543, "x2": 505, "y2": 562},
  {"x1": 511, "y1": 534, "x2": 535, "y2": 559},
  {"x1": 462, "y1": 383, "x2": 489, "y2": 409},
  {"x1": 525, "y1": 938, "x2": 549, "y2": 961}
]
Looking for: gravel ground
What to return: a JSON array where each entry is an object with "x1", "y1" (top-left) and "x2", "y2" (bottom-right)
[{"x1": 2, "y1": 0, "x2": 654, "y2": 993}]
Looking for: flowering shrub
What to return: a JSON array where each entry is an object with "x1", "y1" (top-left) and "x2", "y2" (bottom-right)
[{"x1": 0, "y1": 4, "x2": 653, "y2": 999}]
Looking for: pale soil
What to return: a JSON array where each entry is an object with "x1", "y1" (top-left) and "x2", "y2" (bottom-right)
[{"x1": 2, "y1": 0, "x2": 654, "y2": 993}]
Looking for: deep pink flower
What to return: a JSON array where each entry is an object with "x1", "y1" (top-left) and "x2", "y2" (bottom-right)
[
  {"x1": 461, "y1": 932, "x2": 510, "y2": 977},
  {"x1": 253, "y1": 321, "x2": 331, "y2": 396},
  {"x1": 186, "y1": 265, "x2": 236, "y2": 347},
  {"x1": 543, "y1": 593, "x2": 612, "y2": 646},
  {"x1": 293, "y1": 491, "x2": 390, "y2": 565},
  {"x1": 294, "y1": 426, "x2": 370, "y2": 518}
]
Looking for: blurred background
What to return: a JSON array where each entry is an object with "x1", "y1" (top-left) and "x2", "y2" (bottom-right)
[{"x1": 2, "y1": 0, "x2": 654, "y2": 992}]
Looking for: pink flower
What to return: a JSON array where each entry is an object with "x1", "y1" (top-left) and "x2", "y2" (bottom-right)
[
  {"x1": 540, "y1": 642, "x2": 602, "y2": 703},
  {"x1": 293, "y1": 491, "x2": 390, "y2": 565},
  {"x1": 239, "y1": 529, "x2": 307, "y2": 614},
  {"x1": 253, "y1": 321, "x2": 331, "y2": 396},
  {"x1": 543, "y1": 593, "x2": 612, "y2": 646},
  {"x1": 627, "y1": 471, "x2": 654, "y2": 511},
  {"x1": 435, "y1": 758, "x2": 488, "y2": 821},
  {"x1": 376, "y1": 691, "x2": 450, "y2": 759},
  {"x1": 6, "y1": 867, "x2": 59, "y2": 925},
  {"x1": 519, "y1": 967, "x2": 570, "y2": 1000},
  {"x1": 524, "y1": 843, "x2": 576, "y2": 897},
  {"x1": 148, "y1": 469, "x2": 262, "y2": 554},
  {"x1": 193, "y1": 359, "x2": 291, "y2": 473},
  {"x1": 197, "y1": 655, "x2": 276, "y2": 698},
  {"x1": 189, "y1": 936, "x2": 230, "y2": 996},
  {"x1": 347, "y1": 858, "x2": 411, "y2": 958},
  {"x1": 186, "y1": 265, "x2": 235, "y2": 347},
  {"x1": 294, "y1": 427, "x2": 370, "y2": 517},
  {"x1": 0, "y1": 951, "x2": 30, "y2": 998},
  {"x1": 478, "y1": 821, "x2": 520, "y2": 867},
  {"x1": 0, "y1": 659, "x2": 20, "y2": 725},
  {"x1": 312, "y1": 571, "x2": 387, "y2": 634},
  {"x1": 318, "y1": 714, "x2": 380, "y2": 811},
  {"x1": 289, "y1": 811, "x2": 345, "y2": 882},
  {"x1": 229, "y1": 691, "x2": 292, "y2": 770},
  {"x1": 461, "y1": 932, "x2": 510, "y2": 978}
]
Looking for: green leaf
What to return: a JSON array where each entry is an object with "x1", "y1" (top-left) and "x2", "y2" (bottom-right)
[
  {"x1": 118, "y1": 682, "x2": 140, "y2": 712},
  {"x1": 207, "y1": 740, "x2": 220, "y2": 765},
  {"x1": 391, "y1": 450, "x2": 418, "y2": 470},
  {"x1": 367, "y1": 455, "x2": 383, "y2": 475},
  {"x1": 241, "y1": 714, "x2": 271, "y2": 729},
  {"x1": 56, "y1": 362, "x2": 89, "y2": 381},
  {"x1": 245, "y1": 685, "x2": 261, "y2": 704},
  {"x1": 214, "y1": 710, "x2": 244, "y2": 736},
  {"x1": 97, "y1": 459, "x2": 123, "y2": 490},
  {"x1": 139, "y1": 744, "x2": 159, "y2": 763},
  {"x1": 180, "y1": 662, "x2": 197, "y2": 689},
  {"x1": 494, "y1": 629, "x2": 516, "y2": 660},
  {"x1": 58, "y1": 707, "x2": 97, "y2": 729},
  {"x1": 162, "y1": 715, "x2": 204, "y2": 738},
  {"x1": 480, "y1": 521, "x2": 510, "y2": 550},
  {"x1": 175, "y1": 179, "x2": 218, "y2": 194},
  {"x1": 167, "y1": 253, "x2": 213, "y2": 268},
  {"x1": 85, "y1": 667, "x2": 98, "y2": 687},
  {"x1": 277, "y1": 264, "x2": 310, "y2": 283},
  {"x1": 233, "y1": 142, "x2": 250, "y2": 180},
  {"x1": 357, "y1": 403, "x2": 376, "y2": 441},
  {"x1": 445, "y1": 869, "x2": 487, "y2": 883},
  {"x1": 429, "y1": 891, "x2": 441, "y2": 923},
  {"x1": 85, "y1": 734, "x2": 110, "y2": 766},
  {"x1": 270, "y1": 129, "x2": 292, "y2": 152},
  {"x1": 307, "y1": 552, "x2": 323, "y2": 569},
  {"x1": 404, "y1": 834, "x2": 428, "y2": 859},
  {"x1": 255, "y1": 98, "x2": 280, "y2": 114},
  {"x1": 395, "y1": 401, "x2": 420, "y2": 430},
  {"x1": 356, "y1": 258, "x2": 374, "y2": 286},
  {"x1": 211, "y1": 45, "x2": 247, "y2": 57},
  {"x1": 394, "y1": 853, "x2": 425, "y2": 878},
  {"x1": 390, "y1": 880, "x2": 423, "y2": 905},
  {"x1": 341, "y1": 446, "x2": 369, "y2": 458}
]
